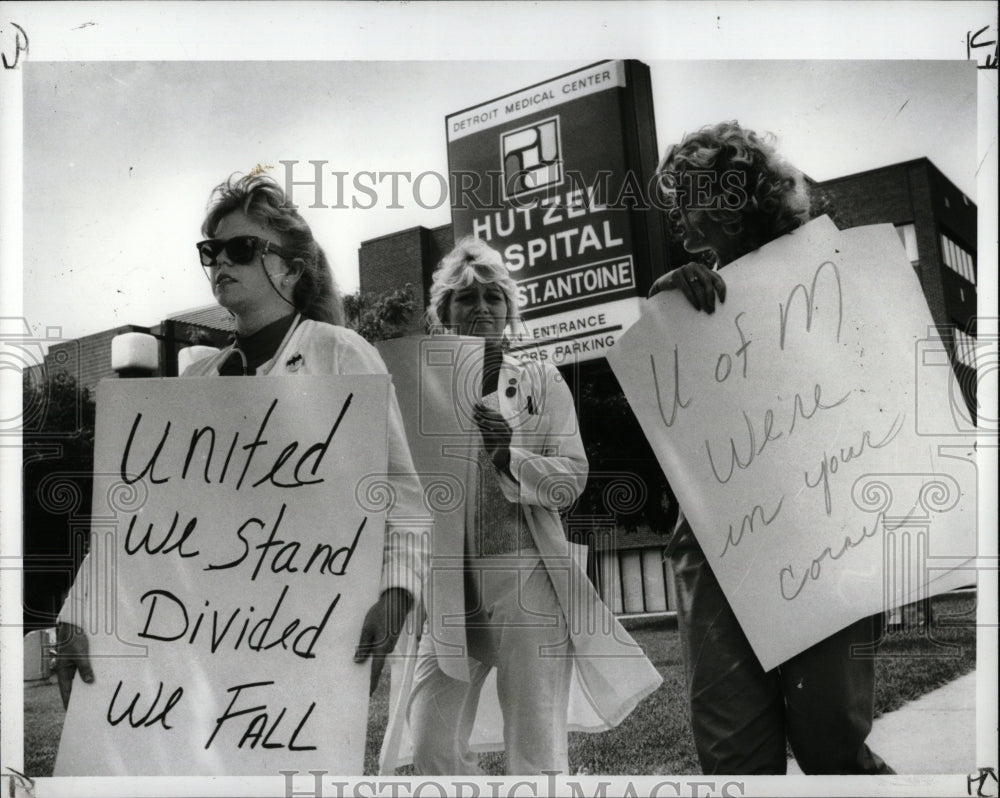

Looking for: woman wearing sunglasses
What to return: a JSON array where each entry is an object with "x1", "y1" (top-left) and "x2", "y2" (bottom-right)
[
  {"x1": 186, "y1": 178, "x2": 343, "y2": 374},
  {"x1": 399, "y1": 237, "x2": 661, "y2": 776},
  {"x1": 55, "y1": 174, "x2": 427, "y2": 722}
]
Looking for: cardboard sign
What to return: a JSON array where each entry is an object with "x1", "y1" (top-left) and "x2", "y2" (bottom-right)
[
  {"x1": 376, "y1": 335, "x2": 485, "y2": 663},
  {"x1": 607, "y1": 217, "x2": 977, "y2": 670},
  {"x1": 55, "y1": 376, "x2": 390, "y2": 775},
  {"x1": 375, "y1": 335, "x2": 492, "y2": 771}
]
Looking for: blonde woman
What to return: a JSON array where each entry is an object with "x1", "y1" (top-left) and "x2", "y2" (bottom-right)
[{"x1": 405, "y1": 236, "x2": 661, "y2": 775}]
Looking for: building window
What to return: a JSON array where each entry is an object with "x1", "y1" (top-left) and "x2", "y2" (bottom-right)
[
  {"x1": 593, "y1": 546, "x2": 676, "y2": 615},
  {"x1": 940, "y1": 232, "x2": 976, "y2": 285},
  {"x1": 954, "y1": 327, "x2": 977, "y2": 369},
  {"x1": 894, "y1": 224, "x2": 919, "y2": 266}
]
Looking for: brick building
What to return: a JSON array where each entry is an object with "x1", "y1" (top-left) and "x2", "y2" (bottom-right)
[
  {"x1": 358, "y1": 225, "x2": 454, "y2": 335},
  {"x1": 812, "y1": 158, "x2": 978, "y2": 422}
]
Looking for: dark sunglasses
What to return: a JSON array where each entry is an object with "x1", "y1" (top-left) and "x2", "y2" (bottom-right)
[{"x1": 196, "y1": 235, "x2": 290, "y2": 267}]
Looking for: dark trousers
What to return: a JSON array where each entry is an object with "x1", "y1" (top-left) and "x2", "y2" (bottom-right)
[{"x1": 670, "y1": 523, "x2": 895, "y2": 775}]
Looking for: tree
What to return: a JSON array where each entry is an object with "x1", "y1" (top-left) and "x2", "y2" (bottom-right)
[
  {"x1": 21, "y1": 371, "x2": 96, "y2": 632},
  {"x1": 809, "y1": 184, "x2": 857, "y2": 230},
  {"x1": 343, "y1": 284, "x2": 417, "y2": 343}
]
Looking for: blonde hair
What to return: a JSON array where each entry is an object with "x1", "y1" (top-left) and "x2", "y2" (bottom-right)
[{"x1": 426, "y1": 236, "x2": 519, "y2": 332}]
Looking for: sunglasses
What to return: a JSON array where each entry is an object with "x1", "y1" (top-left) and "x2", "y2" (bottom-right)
[{"x1": 196, "y1": 235, "x2": 290, "y2": 267}]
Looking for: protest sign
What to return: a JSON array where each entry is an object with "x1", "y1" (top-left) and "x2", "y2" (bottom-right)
[
  {"x1": 375, "y1": 335, "x2": 492, "y2": 771},
  {"x1": 607, "y1": 217, "x2": 977, "y2": 670},
  {"x1": 55, "y1": 375, "x2": 390, "y2": 775}
]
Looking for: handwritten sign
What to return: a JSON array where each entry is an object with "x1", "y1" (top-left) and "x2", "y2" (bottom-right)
[
  {"x1": 607, "y1": 217, "x2": 977, "y2": 670},
  {"x1": 55, "y1": 375, "x2": 390, "y2": 775}
]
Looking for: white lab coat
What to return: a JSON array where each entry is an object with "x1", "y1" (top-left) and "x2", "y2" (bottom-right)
[{"x1": 380, "y1": 354, "x2": 663, "y2": 772}]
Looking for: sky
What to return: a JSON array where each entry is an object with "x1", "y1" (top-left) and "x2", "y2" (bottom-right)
[{"x1": 9, "y1": 10, "x2": 991, "y2": 346}]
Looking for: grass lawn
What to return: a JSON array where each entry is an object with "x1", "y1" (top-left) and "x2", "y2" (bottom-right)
[{"x1": 21, "y1": 592, "x2": 976, "y2": 777}]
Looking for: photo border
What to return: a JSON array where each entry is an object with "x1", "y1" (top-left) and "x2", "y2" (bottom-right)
[{"x1": 1, "y1": 3, "x2": 996, "y2": 797}]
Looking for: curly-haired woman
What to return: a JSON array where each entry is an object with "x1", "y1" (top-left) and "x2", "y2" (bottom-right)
[{"x1": 649, "y1": 122, "x2": 895, "y2": 775}]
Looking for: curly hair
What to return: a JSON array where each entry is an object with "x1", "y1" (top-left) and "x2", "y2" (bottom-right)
[
  {"x1": 426, "y1": 236, "x2": 519, "y2": 333},
  {"x1": 656, "y1": 121, "x2": 810, "y2": 250},
  {"x1": 202, "y1": 173, "x2": 343, "y2": 326}
]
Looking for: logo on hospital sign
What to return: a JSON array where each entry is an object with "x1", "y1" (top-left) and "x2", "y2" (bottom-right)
[{"x1": 501, "y1": 116, "x2": 564, "y2": 201}]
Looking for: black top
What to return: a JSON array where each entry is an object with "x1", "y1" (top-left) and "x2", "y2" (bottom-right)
[{"x1": 218, "y1": 313, "x2": 298, "y2": 376}]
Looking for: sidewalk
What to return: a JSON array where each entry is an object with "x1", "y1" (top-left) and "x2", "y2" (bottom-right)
[{"x1": 787, "y1": 670, "x2": 977, "y2": 774}]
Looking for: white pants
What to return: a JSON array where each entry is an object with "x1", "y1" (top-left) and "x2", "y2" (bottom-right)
[{"x1": 408, "y1": 557, "x2": 573, "y2": 775}]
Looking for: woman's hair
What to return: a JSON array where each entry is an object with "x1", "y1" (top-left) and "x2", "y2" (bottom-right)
[
  {"x1": 202, "y1": 173, "x2": 343, "y2": 326},
  {"x1": 426, "y1": 236, "x2": 519, "y2": 333},
  {"x1": 656, "y1": 120, "x2": 810, "y2": 249}
]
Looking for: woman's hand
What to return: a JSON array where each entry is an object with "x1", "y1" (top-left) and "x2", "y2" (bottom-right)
[
  {"x1": 354, "y1": 587, "x2": 413, "y2": 695},
  {"x1": 473, "y1": 403, "x2": 513, "y2": 475},
  {"x1": 647, "y1": 262, "x2": 727, "y2": 313},
  {"x1": 54, "y1": 622, "x2": 94, "y2": 709}
]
